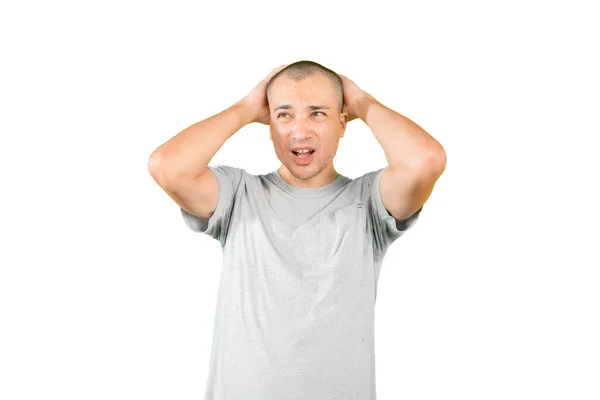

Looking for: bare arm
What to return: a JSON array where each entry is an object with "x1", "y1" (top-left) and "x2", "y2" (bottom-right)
[
  {"x1": 340, "y1": 75, "x2": 446, "y2": 222},
  {"x1": 147, "y1": 100, "x2": 256, "y2": 219},
  {"x1": 147, "y1": 65, "x2": 285, "y2": 219},
  {"x1": 148, "y1": 101, "x2": 254, "y2": 183}
]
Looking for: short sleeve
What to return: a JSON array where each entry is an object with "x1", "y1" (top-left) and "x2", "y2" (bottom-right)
[
  {"x1": 363, "y1": 167, "x2": 423, "y2": 257},
  {"x1": 180, "y1": 165, "x2": 245, "y2": 247}
]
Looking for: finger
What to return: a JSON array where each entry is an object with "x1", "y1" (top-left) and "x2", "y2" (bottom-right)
[{"x1": 268, "y1": 64, "x2": 288, "y2": 79}]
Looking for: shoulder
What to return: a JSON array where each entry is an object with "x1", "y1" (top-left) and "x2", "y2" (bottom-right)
[{"x1": 345, "y1": 168, "x2": 386, "y2": 198}]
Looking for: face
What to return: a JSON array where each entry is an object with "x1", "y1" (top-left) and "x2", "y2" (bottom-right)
[{"x1": 268, "y1": 73, "x2": 348, "y2": 186}]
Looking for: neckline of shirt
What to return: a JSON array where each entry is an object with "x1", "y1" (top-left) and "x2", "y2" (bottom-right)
[{"x1": 268, "y1": 170, "x2": 350, "y2": 198}]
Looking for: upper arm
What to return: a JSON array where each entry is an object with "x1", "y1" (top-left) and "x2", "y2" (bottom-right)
[
  {"x1": 150, "y1": 160, "x2": 244, "y2": 244},
  {"x1": 380, "y1": 159, "x2": 445, "y2": 222},
  {"x1": 156, "y1": 167, "x2": 220, "y2": 220}
]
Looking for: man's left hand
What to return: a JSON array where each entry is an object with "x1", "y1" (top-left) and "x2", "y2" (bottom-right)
[{"x1": 339, "y1": 74, "x2": 376, "y2": 122}]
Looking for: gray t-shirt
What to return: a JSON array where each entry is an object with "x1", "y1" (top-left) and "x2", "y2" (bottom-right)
[{"x1": 181, "y1": 165, "x2": 422, "y2": 400}]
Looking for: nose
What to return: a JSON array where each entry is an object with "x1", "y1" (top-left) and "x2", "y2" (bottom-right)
[{"x1": 290, "y1": 117, "x2": 313, "y2": 141}]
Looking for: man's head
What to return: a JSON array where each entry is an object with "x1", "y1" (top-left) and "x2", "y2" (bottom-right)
[
  {"x1": 266, "y1": 61, "x2": 344, "y2": 112},
  {"x1": 266, "y1": 60, "x2": 348, "y2": 187}
]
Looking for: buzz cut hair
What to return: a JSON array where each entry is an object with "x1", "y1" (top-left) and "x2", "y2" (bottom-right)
[{"x1": 266, "y1": 60, "x2": 344, "y2": 112}]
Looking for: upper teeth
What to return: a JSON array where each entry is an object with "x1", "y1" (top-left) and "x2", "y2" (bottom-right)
[{"x1": 295, "y1": 149, "x2": 311, "y2": 153}]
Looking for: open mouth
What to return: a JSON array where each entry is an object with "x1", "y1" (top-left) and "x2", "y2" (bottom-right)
[
  {"x1": 291, "y1": 150, "x2": 315, "y2": 163},
  {"x1": 292, "y1": 150, "x2": 315, "y2": 158}
]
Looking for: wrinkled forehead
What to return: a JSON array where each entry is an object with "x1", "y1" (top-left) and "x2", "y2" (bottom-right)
[{"x1": 267, "y1": 73, "x2": 339, "y2": 108}]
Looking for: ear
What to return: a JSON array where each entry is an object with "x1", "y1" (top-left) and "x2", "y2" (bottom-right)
[{"x1": 339, "y1": 111, "x2": 349, "y2": 138}]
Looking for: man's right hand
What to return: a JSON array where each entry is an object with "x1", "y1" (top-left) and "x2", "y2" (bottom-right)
[{"x1": 243, "y1": 65, "x2": 287, "y2": 125}]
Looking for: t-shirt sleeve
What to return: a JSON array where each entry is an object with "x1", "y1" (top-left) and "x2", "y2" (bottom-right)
[
  {"x1": 362, "y1": 166, "x2": 423, "y2": 257},
  {"x1": 180, "y1": 165, "x2": 245, "y2": 246}
]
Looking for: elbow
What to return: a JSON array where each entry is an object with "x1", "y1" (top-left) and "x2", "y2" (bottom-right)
[
  {"x1": 148, "y1": 151, "x2": 170, "y2": 185},
  {"x1": 432, "y1": 146, "x2": 446, "y2": 173},
  {"x1": 415, "y1": 148, "x2": 446, "y2": 178}
]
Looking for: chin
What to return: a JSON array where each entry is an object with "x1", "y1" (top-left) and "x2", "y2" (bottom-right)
[{"x1": 291, "y1": 165, "x2": 322, "y2": 180}]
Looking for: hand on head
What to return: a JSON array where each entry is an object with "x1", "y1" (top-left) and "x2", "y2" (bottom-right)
[
  {"x1": 339, "y1": 74, "x2": 373, "y2": 122},
  {"x1": 244, "y1": 65, "x2": 288, "y2": 125}
]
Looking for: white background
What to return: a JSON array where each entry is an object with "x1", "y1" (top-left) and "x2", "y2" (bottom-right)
[{"x1": 1, "y1": 0, "x2": 598, "y2": 399}]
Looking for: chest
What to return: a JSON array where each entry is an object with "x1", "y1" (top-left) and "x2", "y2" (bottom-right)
[{"x1": 229, "y1": 194, "x2": 370, "y2": 271}]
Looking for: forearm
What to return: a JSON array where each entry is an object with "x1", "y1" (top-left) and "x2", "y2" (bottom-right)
[
  {"x1": 149, "y1": 99, "x2": 255, "y2": 182},
  {"x1": 356, "y1": 96, "x2": 446, "y2": 171}
]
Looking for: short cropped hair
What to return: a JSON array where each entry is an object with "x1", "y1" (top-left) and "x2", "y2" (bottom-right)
[{"x1": 266, "y1": 60, "x2": 344, "y2": 112}]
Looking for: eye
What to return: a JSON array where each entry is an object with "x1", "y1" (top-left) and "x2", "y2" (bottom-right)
[
  {"x1": 277, "y1": 112, "x2": 290, "y2": 118},
  {"x1": 313, "y1": 111, "x2": 326, "y2": 117}
]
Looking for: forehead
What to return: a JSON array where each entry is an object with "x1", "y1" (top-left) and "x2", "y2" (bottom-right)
[{"x1": 268, "y1": 73, "x2": 337, "y2": 107}]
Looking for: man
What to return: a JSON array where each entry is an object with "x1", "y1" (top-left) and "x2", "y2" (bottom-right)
[{"x1": 148, "y1": 60, "x2": 446, "y2": 399}]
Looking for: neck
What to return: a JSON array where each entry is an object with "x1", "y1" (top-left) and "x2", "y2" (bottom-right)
[{"x1": 278, "y1": 165, "x2": 339, "y2": 188}]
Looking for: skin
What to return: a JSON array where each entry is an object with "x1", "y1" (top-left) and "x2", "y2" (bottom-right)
[
  {"x1": 266, "y1": 72, "x2": 349, "y2": 188},
  {"x1": 150, "y1": 63, "x2": 445, "y2": 224}
]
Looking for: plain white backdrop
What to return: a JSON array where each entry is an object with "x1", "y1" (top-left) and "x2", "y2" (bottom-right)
[{"x1": 1, "y1": 0, "x2": 598, "y2": 399}]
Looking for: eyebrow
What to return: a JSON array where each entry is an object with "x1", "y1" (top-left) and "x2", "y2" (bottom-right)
[{"x1": 273, "y1": 104, "x2": 331, "y2": 112}]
